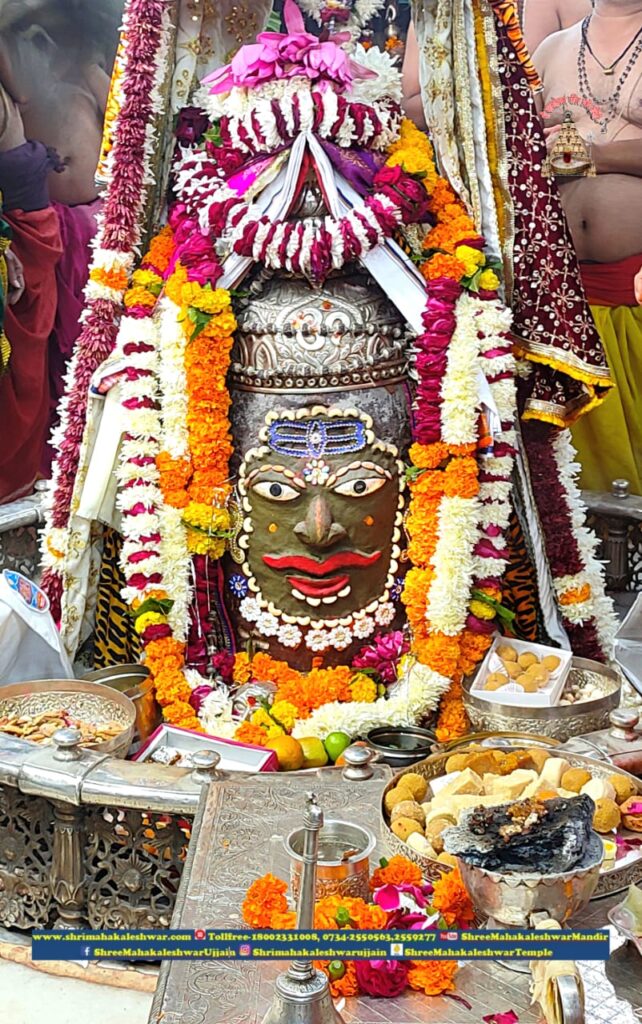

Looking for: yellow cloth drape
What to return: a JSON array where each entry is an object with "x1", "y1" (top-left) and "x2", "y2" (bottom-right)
[{"x1": 571, "y1": 304, "x2": 642, "y2": 496}]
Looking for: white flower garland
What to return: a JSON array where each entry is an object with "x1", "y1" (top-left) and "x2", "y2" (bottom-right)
[
  {"x1": 426, "y1": 495, "x2": 481, "y2": 636},
  {"x1": 552, "y1": 431, "x2": 618, "y2": 655},
  {"x1": 295, "y1": 0, "x2": 385, "y2": 40},
  {"x1": 291, "y1": 659, "x2": 450, "y2": 740},
  {"x1": 41, "y1": 0, "x2": 173, "y2": 593},
  {"x1": 157, "y1": 296, "x2": 190, "y2": 459},
  {"x1": 440, "y1": 292, "x2": 485, "y2": 447},
  {"x1": 195, "y1": 78, "x2": 401, "y2": 155}
]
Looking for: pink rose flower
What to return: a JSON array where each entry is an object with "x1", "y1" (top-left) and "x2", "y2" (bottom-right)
[
  {"x1": 354, "y1": 959, "x2": 409, "y2": 998},
  {"x1": 352, "y1": 631, "x2": 409, "y2": 684},
  {"x1": 202, "y1": 0, "x2": 374, "y2": 94},
  {"x1": 189, "y1": 685, "x2": 214, "y2": 713}
]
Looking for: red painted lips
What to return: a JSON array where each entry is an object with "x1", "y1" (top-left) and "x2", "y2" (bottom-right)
[{"x1": 262, "y1": 551, "x2": 382, "y2": 599}]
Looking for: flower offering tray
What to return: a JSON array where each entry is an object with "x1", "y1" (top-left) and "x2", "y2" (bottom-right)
[{"x1": 150, "y1": 767, "x2": 640, "y2": 1024}]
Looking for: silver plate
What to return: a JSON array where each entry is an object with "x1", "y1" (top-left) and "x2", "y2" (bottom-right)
[
  {"x1": 463, "y1": 658, "x2": 621, "y2": 742},
  {"x1": 149, "y1": 770, "x2": 641, "y2": 1024},
  {"x1": 0, "y1": 679, "x2": 135, "y2": 757},
  {"x1": 382, "y1": 747, "x2": 642, "y2": 898}
]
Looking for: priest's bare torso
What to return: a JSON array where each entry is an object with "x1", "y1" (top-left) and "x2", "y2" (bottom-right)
[{"x1": 535, "y1": 14, "x2": 642, "y2": 263}]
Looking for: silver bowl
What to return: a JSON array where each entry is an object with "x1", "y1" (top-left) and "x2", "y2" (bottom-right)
[
  {"x1": 366, "y1": 726, "x2": 436, "y2": 768},
  {"x1": 0, "y1": 679, "x2": 136, "y2": 758},
  {"x1": 456, "y1": 832, "x2": 604, "y2": 927},
  {"x1": 285, "y1": 819, "x2": 376, "y2": 902},
  {"x1": 463, "y1": 657, "x2": 621, "y2": 742}
]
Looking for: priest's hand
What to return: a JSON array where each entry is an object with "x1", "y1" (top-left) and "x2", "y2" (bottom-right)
[
  {"x1": 613, "y1": 749, "x2": 642, "y2": 778},
  {"x1": 5, "y1": 248, "x2": 24, "y2": 305}
]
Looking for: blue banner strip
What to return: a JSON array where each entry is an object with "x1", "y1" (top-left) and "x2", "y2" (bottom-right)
[{"x1": 31, "y1": 929, "x2": 610, "y2": 962}]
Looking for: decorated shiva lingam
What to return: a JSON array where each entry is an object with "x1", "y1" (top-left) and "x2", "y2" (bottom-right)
[
  {"x1": 263, "y1": 792, "x2": 345, "y2": 1024},
  {"x1": 224, "y1": 181, "x2": 411, "y2": 673}
]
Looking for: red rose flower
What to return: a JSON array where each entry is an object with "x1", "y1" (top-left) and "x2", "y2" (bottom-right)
[
  {"x1": 354, "y1": 959, "x2": 409, "y2": 998},
  {"x1": 374, "y1": 164, "x2": 404, "y2": 188}
]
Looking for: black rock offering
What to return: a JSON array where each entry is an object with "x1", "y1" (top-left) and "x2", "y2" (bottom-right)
[{"x1": 443, "y1": 794, "x2": 596, "y2": 874}]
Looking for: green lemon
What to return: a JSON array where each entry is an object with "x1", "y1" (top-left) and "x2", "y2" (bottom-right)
[
  {"x1": 299, "y1": 736, "x2": 329, "y2": 769},
  {"x1": 328, "y1": 960, "x2": 346, "y2": 980},
  {"x1": 323, "y1": 731, "x2": 351, "y2": 764}
]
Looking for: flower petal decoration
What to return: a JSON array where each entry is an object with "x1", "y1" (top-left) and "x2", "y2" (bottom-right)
[{"x1": 483, "y1": 1011, "x2": 520, "y2": 1024}]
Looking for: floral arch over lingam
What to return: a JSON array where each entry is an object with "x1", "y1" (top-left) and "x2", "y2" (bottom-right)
[{"x1": 40, "y1": 0, "x2": 617, "y2": 746}]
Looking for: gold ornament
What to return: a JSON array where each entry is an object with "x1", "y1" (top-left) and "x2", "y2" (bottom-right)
[{"x1": 543, "y1": 110, "x2": 596, "y2": 178}]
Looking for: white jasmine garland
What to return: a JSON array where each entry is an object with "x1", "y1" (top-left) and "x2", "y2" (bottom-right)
[
  {"x1": 290, "y1": 660, "x2": 450, "y2": 741},
  {"x1": 440, "y1": 293, "x2": 484, "y2": 447},
  {"x1": 552, "y1": 430, "x2": 618, "y2": 654},
  {"x1": 158, "y1": 506, "x2": 192, "y2": 641},
  {"x1": 426, "y1": 495, "x2": 481, "y2": 635},
  {"x1": 157, "y1": 297, "x2": 190, "y2": 459}
]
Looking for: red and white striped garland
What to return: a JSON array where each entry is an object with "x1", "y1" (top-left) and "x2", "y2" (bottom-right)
[{"x1": 41, "y1": 0, "x2": 173, "y2": 616}]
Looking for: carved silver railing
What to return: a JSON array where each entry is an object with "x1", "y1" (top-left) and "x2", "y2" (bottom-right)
[
  {"x1": 582, "y1": 479, "x2": 642, "y2": 592},
  {"x1": 0, "y1": 729, "x2": 215, "y2": 931},
  {"x1": 0, "y1": 482, "x2": 47, "y2": 581}
]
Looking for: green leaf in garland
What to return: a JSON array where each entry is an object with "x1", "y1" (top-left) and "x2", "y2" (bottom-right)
[
  {"x1": 130, "y1": 597, "x2": 174, "y2": 619},
  {"x1": 187, "y1": 305, "x2": 213, "y2": 340},
  {"x1": 204, "y1": 122, "x2": 222, "y2": 147}
]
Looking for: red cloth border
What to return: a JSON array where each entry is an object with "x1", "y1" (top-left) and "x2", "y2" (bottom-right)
[{"x1": 580, "y1": 254, "x2": 642, "y2": 309}]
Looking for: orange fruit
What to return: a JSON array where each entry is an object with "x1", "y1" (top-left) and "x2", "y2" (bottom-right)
[{"x1": 265, "y1": 735, "x2": 305, "y2": 771}]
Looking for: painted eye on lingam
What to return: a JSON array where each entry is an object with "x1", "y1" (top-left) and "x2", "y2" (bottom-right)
[{"x1": 234, "y1": 408, "x2": 405, "y2": 651}]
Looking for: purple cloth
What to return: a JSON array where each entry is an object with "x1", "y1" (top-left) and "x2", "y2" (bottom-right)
[
  {"x1": 318, "y1": 140, "x2": 384, "y2": 195},
  {"x1": 0, "y1": 141, "x2": 63, "y2": 212},
  {"x1": 41, "y1": 198, "x2": 100, "y2": 476}
]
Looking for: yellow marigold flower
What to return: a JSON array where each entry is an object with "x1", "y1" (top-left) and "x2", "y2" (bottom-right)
[
  {"x1": 185, "y1": 531, "x2": 226, "y2": 558},
  {"x1": 478, "y1": 268, "x2": 500, "y2": 291},
  {"x1": 191, "y1": 287, "x2": 231, "y2": 315},
  {"x1": 454, "y1": 244, "x2": 485, "y2": 277},
  {"x1": 251, "y1": 707, "x2": 285, "y2": 739},
  {"x1": 349, "y1": 673, "x2": 377, "y2": 703},
  {"x1": 182, "y1": 502, "x2": 231, "y2": 533},
  {"x1": 469, "y1": 600, "x2": 496, "y2": 621},
  {"x1": 134, "y1": 611, "x2": 167, "y2": 634},
  {"x1": 132, "y1": 268, "x2": 162, "y2": 289},
  {"x1": 271, "y1": 700, "x2": 299, "y2": 732}
]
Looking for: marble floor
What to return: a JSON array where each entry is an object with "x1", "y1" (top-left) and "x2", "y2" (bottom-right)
[{"x1": 0, "y1": 959, "x2": 154, "y2": 1024}]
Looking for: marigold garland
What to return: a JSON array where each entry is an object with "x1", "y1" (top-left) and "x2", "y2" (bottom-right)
[
  {"x1": 241, "y1": 860, "x2": 466, "y2": 1002},
  {"x1": 388, "y1": 120, "x2": 514, "y2": 740}
]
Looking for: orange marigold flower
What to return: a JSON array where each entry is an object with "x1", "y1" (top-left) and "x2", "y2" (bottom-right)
[
  {"x1": 270, "y1": 910, "x2": 297, "y2": 929},
  {"x1": 559, "y1": 583, "x2": 591, "y2": 605},
  {"x1": 235, "y1": 721, "x2": 269, "y2": 747},
  {"x1": 370, "y1": 855, "x2": 423, "y2": 891},
  {"x1": 242, "y1": 874, "x2": 289, "y2": 928},
  {"x1": 444, "y1": 456, "x2": 479, "y2": 499},
  {"x1": 421, "y1": 253, "x2": 467, "y2": 282},
  {"x1": 431, "y1": 866, "x2": 475, "y2": 927},
  {"x1": 91, "y1": 266, "x2": 129, "y2": 291},
  {"x1": 329, "y1": 961, "x2": 359, "y2": 998},
  {"x1": 407, "y1": 959, "x2": 458, "y2": 996}
]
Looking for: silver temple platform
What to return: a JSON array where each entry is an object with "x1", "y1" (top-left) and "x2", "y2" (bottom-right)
[{"x1": 148, "y1": 766, "x2": 642, "y2": 1024}]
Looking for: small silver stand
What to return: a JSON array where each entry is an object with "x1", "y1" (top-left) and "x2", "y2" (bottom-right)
[{"x1": 262, "y1": 792, "x2": 345, "y2": 1024}]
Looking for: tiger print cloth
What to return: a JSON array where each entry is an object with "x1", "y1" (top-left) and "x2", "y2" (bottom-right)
[
  {"x1": 488, "y1": 0, "x2": 543, "y2": 91},
  {"x1": 93, "y1": 526, "x2": 141, "y2": 669},
  {"x1": 501, "y1": 510, "x2": 545, "y2": 642}
]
